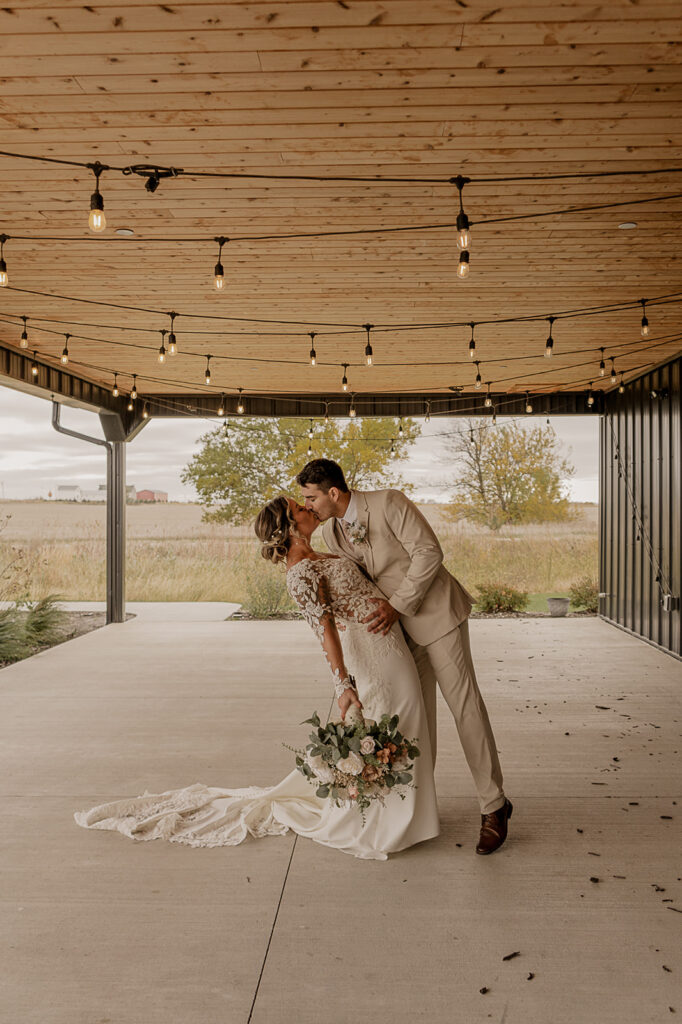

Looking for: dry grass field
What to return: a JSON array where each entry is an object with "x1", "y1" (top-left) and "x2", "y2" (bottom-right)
[{"x1": 1, "y1": 500, "x2": 598, "y2": 609}]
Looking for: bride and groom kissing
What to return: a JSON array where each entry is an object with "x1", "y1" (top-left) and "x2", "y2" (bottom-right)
[{"x1": 75, "y1": 458, "x2": 512, "y2": 863}]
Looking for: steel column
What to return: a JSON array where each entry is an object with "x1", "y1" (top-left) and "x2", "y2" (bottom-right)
[{"x1": 106, "y1": 441, "x2": 126, "y2": 623}]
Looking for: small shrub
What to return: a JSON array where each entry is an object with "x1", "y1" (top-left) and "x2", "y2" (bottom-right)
[
  {"x1": 569, "y1": 576, "x2": 599, "y2": 613},
  {"x1": 241, "y1": 554, "x2": 296, "y2": 618},
  {"x1": 0, "y1": 607, "x2": 30, "y2": 664},
  {"x1": 474, "y1": 582, "x2": 529, "y2": 614},
  {"x1": 24, "y1": 595, "x2": 67, "y2": 646}
]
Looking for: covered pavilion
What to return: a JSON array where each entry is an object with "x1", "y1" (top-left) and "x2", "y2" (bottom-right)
[{"x1": 0, "y1": 3, "x2": 681, "y2": 1022}]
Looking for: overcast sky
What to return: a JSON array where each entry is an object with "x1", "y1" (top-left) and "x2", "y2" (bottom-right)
[{"x1": 0, "y1": 386, "x2": 599, "y2": 503}]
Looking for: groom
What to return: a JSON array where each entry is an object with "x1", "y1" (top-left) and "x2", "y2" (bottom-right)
[{"x1": 297, "y1": 458, "x2": 512, "y2": 855}]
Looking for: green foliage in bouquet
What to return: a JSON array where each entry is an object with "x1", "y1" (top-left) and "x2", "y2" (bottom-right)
[{"x1": 285, "y1": 710, "x2": 421, "y2": 823}]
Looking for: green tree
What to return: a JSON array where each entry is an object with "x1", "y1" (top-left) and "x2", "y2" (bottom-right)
[
  {"x1": 182, "y1": 416, "x2": 421, "y2": 524},
  {"x1": 442, "y1": 418, "x2": 576, "y2": 530}
]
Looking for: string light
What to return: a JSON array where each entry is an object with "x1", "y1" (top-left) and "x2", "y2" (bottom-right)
[
  {"x1": 31, "y1": 351, "x2": 38, "y2": 377},
  {"x1": 142, "y1": 401, "x2": 149, "y2": 419},
  {"x1": 167, "y1": 312, "x2": 177, "y2": 355},
  {"x1": 398, "y1": 417, "x2": 404, "y2": 437},
  {"x1": 87, "y1": 162, "x2": 106, "y2": 233},
  {"x1": 390, "y1": 438, "x2": 395, "y2": 454},
  {"x1": 158, "y1": 329, "x2": 167, "y2": 363},
  {"x1": 20, "y1": 315, "x2": 28, "y2": 348},
  {"x1": 112, "y1": 373, "x2": 119, "y2": 397},
  {"x1": 640, "y1": 299, "x2": 650, "y2": 337},
  {"x1": 363, "y1": 323, "x2": 373, "y2": 366},
  {"x1": 341, "y1": 364, "x2": 349, "y2": 392},
  {"x1": 453, "y1": 175, "x2": 471, "y2": 250},
  {"x1": 307, "y1": 443, "x2": 312, "y2": 457},
  {"x1": 484, "y1": 383, "x2": 492, "y2": 407},
  {"x1": 214, "y1": 236, "x2": 227, "y2": 291},
  {"x1": 349, "y1": 396, "x2": 357, "y2": 418},
  {"x1": 324, "y1": 402, "x2": 329, "y2": 425},
  {"x1": 619, "y1": 374, "x2": 626, "y2": 394},
  {"x1": 492, "y1": 408, "x2": 497, "y2": 425},
  {"x1": 60, "y1": 333, "x2": 70, "y2": 365},
  {"x1": 0, "y1": 235, "x2": 8, "y2": 286},
  {"x1": 127, "y1": 394, "x2": 134, "y2": 411},
  {"x1": 545, "y1": 316, "x2": 555, "y2": 358},
  {"x1": 474, "y1": 360, "x2": 482, "y2": 389},
  {"x1": 218, "y1": 394, "x2": 225, "y2": 416},
  {"x1": 525, "y1": 392, "x2": 533, "y2": 414},
  {"x1": 237, "y1": 388, "x2": 245, "y2": 414},
  {"x1": 457, "y1": 250, "x2": 470, "y2": 279},
  {"x1": 204, "y1": 355, "x2": 212, "y2": 385},
  {"x1": 599, "y1": 347, "x2": 606, "y2": 376},
  {"x1": 468, "y1": 322, "x2": 476, "y2": 359},
  {"x1": 308, "y1": 419, "x2": 314, "y2": 440},
  {"x1": 309, "y1": 332, "x2": 317, "y2": 367},
  {"x1": 131, "y1": 374, "x2": 137, "y2": 400},
  {"x1": 424, "y1": 400, "x2": 431, "y2": 423},
  {"x1": 610, "y1": 357, "x2": 617, "y2": 384},
  {"x1": 587, "y1": 383, "x2": 595, "y2": 407}
]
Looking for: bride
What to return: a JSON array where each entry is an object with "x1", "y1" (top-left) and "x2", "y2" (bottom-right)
[{"x1": 74, "y1": 495, "x2": 440, "y2": 861}]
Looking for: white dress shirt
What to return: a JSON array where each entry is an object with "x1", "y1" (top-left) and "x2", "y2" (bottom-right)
[{"x1": 337, "y1": 489, "x2": 359, "y2": 527}]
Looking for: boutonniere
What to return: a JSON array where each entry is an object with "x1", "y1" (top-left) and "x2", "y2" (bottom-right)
[{"x1": 346, "y1": 520, "x2": 368, "y2": 545}]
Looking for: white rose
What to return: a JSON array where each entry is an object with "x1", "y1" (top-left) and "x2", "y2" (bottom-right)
[
  {"x1": 360, "y1": 736, "x2": 376, "y2": 755},
  {"x1": 336, "y1": 752, "x2": 365, "y2": 776},
  {"x1": 305, "y1": 753, "x2": 334, "y2": 783}
]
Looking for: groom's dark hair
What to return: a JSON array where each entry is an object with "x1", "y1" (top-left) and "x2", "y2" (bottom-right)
[{"x1": 296, "y1": 458, "x2": 349, "y2": 493}]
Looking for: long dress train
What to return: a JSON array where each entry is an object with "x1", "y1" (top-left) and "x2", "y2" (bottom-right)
[{"x1": 74, "y1": 556, "x2": 440, "y2": 861}]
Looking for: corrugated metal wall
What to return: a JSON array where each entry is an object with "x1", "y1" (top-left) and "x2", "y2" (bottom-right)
[{"x1": 600, "y1": 355, "x2": 681, "y2": 658}]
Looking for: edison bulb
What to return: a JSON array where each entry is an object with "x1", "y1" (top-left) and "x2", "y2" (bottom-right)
[
  {"x1": 0, "y1": 261, "x2": 7, "y2": 287},
  {"x1": 457, "y1": 252, "x2": 470, "y2": 279},
  {"x1": 457, "y1": 226, "x2": 470, "y2": 250},
  {"x1": 89, "y1": 208, "x2": 106, "y2": 232}
]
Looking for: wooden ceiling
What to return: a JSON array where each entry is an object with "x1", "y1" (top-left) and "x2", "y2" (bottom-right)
[{"x1": 0, "y1": 0, "x2": 681, "y2": 408}]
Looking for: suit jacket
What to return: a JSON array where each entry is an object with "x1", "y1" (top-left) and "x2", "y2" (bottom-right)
[{"x1": 321, "y1": 488, "x2": 475, "y2": 646}]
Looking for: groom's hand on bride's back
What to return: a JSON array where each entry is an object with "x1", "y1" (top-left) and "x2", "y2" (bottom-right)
[{"x1": 362, "y1": 598, "x2": 400, "y2": 636}]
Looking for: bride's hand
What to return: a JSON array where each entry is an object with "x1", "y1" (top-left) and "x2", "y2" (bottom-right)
[{"x1": 338, "y1": 687, "x2": 363, "y2": 721}]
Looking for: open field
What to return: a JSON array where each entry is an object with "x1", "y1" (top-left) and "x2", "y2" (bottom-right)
[{"x1": 1, "y1": 500, "x2": 598, "y2": 606}]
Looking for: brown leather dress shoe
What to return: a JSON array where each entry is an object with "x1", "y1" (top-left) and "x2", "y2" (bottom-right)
[{"x1": 476, "y1": 798, "x2": 513, "y2": 855}]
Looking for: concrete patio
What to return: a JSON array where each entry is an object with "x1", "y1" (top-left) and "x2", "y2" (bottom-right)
[{"x1": 1, "y1": 608, "x2": 680, "y2": 1024}]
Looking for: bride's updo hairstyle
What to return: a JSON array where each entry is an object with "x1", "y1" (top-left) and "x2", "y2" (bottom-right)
[{"x1": 254, "y1": 495, "x2": 296, "y2": 565}]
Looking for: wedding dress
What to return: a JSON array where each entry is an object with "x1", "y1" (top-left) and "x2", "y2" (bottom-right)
[{"x1": 74, "y1": 555, "x2": 440, "y2": 861}]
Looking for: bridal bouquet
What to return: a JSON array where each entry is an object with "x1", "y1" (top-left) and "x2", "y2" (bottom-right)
[{"x1": 287, "y1": 709, "x2": 420, "y2": 822}]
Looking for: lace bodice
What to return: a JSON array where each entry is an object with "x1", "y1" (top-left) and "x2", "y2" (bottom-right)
[{"x1": 286, "y1": 556, "x2": 383, "y2": 640}]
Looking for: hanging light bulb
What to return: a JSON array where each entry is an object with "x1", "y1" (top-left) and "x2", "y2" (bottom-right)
[
  {"x1": 457, "y1": 250, "x2": 470, "y2": 279},
  {"x1": 127, "y1": 394, "x2": 134, "y2": 412},
  {"x1": 390, "y1": 438, "x2": 395, "y2": 454},
  {"x1": 31, "y1": 352, "x2": 38, "y2": 377},
  {"x1": 142, "y1": 402, "x2": 149, "y2": 419},
  {"x1": 87, "y1": 162, "x2": 106, "y2": 232},
  {"x1": 398, "y1": 417, "x2": 404, "y2": 437},
  {"x1": 0, "y1": 234, "x2": 8, "y2": 287},
  {"x1": 453, "y1": 175, "x2": 471, "y2": 250},
  {"x1": 308, "y1": 419, "x2": 314, "y2": 440},
  {"x1": 324, "y1": 402, "x2": 330, "y2": 425},
  {"x1": 474, "y1": 360, "x2": 482, "y2": 389},
  {"x1": 309, "y1": 332, "x2": 317, "y2": 367},
  {"x1": 60, "y1": 334, "x2": 70, "y2": 365},
  {"x1": 131, "y1": 374, "x2": 138, "y2": 400},
  {"x1": 468, "y1": 322, "x2": 476, "y2": 359},
  {"x1": 158, "y1": 329, "x2": 167, "y2": 364},
  {"x1": 204, "y1": 355, "x2": 212, "y2": 385},
  {"x1": 587, "y1": 383, "x2": 594, "y2": 408},
  {"x1": 218, "y1": 394, "x2": 225, "y2": 417},
  {"x1": 610, "y1": 358, "x2": 617, "y2": 384},
  {"x1": 349, "y1": 397, "x2": 356, "y2": 418},
  {"x1": 484, "y1": 383, "x2": 492, "y2": 407},
  {"x1": 525, "y1": 392, "x2": 533, "y2": 414},
  {"x1": 20, "y1": 316, "x2": 28, "y2": 348},
  {"x1": 363, "y1": 323, "x2": 373, "y2": 366},
  {"x1": 599, "y1": 347, "x2": 606, "y2": 377},
  {"x1": 237, "y1": 388, "x2": 245, "y2": 414},
  {"x1": 545, "y1": 316, "x2": 555, "y2": 358},
  {"x1": 214, "y1": 236, "x2": 227, "y2": 291},
  {"x1": 619, "y1": 374, "x2": 625, "y2": 394},
  {"x1": 640, "y1": 299, "x2": 649, "y2": 337},
  {"x1": 167, "y1": 312, "x2": 177, "y2": 355},
  {"x1": 424, "y1": 401, "x2": 431, "y2": 423},
  {"x1": 307, "y1": 444, "x2": 312, "y2": 457},
  {"x1": 112, "y1": 373, "x2": 119, "y2": 397},
  {"x1": 341, "y1": 364, "x2": 349, "y2": 392},
  {"x1": 492, "y1": 409, "x2": 497, "y2": 426}
]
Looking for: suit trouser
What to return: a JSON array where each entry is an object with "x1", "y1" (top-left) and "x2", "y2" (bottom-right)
[{"x1": 406, "y1": 618, "x2": 506, "y2": 815}]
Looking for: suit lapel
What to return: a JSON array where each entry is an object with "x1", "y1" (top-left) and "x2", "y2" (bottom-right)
[
  {"x1": 325, "y1": 517, "x2": 361, "y2": 563},
  {"x1": 356, "y1": 492, "x2": 375, "y2": 576}
]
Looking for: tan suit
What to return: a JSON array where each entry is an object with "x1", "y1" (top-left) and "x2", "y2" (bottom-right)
[{"x1": 322, "y1": 489, "x2": 505, "y2": 815}]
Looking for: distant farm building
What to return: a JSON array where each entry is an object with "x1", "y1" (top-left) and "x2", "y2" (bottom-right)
[
  {"x1": 136, "y1": 489, "x2": 168, "y2": 503},
  {"x1": 54, "y1": 483, "x2": 137, "y2": 502}
]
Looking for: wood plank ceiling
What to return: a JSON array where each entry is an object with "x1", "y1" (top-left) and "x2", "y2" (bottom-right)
[{"x1": 0, "y1": 0, "x2": 681, "y2": 410}]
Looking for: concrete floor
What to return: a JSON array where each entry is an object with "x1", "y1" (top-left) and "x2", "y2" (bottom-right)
[{"x1": 1, "y1": 609, "x2": 680, "y2": 1024}]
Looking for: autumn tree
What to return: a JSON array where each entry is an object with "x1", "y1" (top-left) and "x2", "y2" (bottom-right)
[
  {"x1": 442, "y1": 418, "x2": 576, "y2": 530},
  {"x1": 182, "y1": 416, "x2": 421, "y2": 524}
]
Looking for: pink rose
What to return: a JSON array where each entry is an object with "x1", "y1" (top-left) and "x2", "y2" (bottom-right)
[{"x1": 347, "y1": 783, "x2": 359, "y2": 799}]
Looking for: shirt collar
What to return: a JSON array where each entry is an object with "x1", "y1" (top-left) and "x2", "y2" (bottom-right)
[{"x1": 337, "y1": 490, "x2": 358, "y2": 524}]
